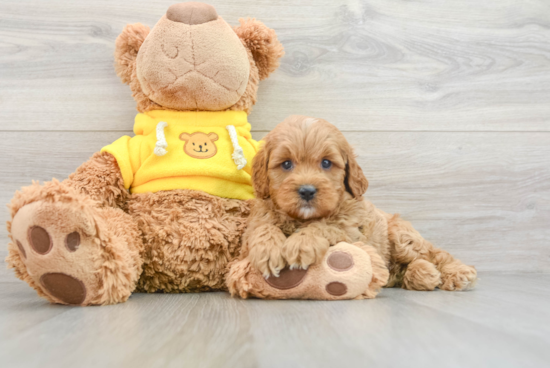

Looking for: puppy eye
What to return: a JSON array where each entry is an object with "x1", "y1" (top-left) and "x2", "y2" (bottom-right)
[
  {"x1": 281, "y1": 160, "x2": 293, "y2": 171},
  {"x1": 321, "y1": 159, "x2": 332, "y2": 169},
  {"x1": 205, "y1": 143, "x2": 207, "y2": 146}
]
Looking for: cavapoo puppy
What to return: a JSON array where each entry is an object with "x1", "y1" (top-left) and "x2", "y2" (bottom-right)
[{"x1": 239, "y1": 115, "x2": 477, "y2": 291}]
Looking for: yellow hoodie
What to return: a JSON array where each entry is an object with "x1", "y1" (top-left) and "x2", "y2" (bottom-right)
[{"x1": 101, "y1": 110, "x2": 259, "y2": 200}]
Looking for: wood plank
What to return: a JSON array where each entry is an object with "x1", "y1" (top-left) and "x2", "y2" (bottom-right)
[
  {"x1": 0, "y1": 273, "x2": 549, "y2": 368},
  {"x1": 1, "y1": 131, "x2": 548, "y2": 274},
  {"x1": 1, "y1": 0, "x2": 549, "y2": 131},
  {"x1": 399, "y1": 273, "x2": 550, "y2": 344}
]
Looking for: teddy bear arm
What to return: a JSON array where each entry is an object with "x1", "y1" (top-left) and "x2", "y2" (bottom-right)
[{"x1": 65, "y1": 151, "x2": 129, "y2": 209}]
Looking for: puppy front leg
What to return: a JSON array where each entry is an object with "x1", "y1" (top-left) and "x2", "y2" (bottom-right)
[
  {"x1": 282, "y1": 225, "x2": 331, "y2": 270},
  {"x1": 247, "y1": 224, "x2": 287, "y2": 278}
]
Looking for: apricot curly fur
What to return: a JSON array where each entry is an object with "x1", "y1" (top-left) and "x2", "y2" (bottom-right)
[
  {"x1": 402, "y1": 259, "x2": 441, "y2": 291},
  {"x1": 230, "y1": 115, "x2": 477, "y2": 295}
]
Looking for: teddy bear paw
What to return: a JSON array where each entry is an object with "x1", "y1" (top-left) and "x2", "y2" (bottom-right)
[
  {"x1": 260, "y1": 242, "x2": 377, "y2": 300},
  {"x1": 9, "y1": 201, "x2": 104, "y2": 305}
]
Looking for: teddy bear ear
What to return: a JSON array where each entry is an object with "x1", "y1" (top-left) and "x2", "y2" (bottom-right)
[
  {"x1": 179, "y1": 133, "x2": 191, "y2": 141},
  {"x1": 234, "y1": 18, "x2": 285, "y2": 80},
  {"x1": 208, "y1": 133, "x2": 219, "y2": 142},
  {"x1": 114, "y1": 23, "x2": 150, "y2": 85}
]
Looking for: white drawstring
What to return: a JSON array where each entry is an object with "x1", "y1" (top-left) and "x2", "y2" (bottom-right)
[
  {"x1": 226, "y1": 125, "x2": 247, "y2": 170},
  {"x1": 154, "y1": 121, "x2": 168, "y2": 156}
]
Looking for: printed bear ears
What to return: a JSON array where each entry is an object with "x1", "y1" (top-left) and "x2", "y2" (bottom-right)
[{"x1": 114, "y1": 18, "x2": 284, "y2": 85}]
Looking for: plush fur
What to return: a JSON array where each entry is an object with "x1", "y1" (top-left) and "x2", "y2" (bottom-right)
[
  {"x1": 227, "y1": 116, "x2": 477, "y2": 299},
  {"x1": 6, "y1": 3, "x2": 283, "y2": 305}
]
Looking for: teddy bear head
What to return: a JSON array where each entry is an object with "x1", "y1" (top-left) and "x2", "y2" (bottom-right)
[{"x1": 114, "y1": 2, "x2": 284, "y2": 113}]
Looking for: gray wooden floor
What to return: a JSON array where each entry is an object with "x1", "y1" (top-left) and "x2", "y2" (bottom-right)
[{"x1": 0, "y1": 273, "x2": 548, "y2": 368}]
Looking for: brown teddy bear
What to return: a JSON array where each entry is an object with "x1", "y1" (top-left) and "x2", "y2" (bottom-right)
[{"x1": 6, "y1": 2, "x2": 284, "y2": 306}]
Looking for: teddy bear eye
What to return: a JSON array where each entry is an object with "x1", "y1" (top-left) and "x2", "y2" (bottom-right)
[
  {"x1": 205, "y1": 143, "x2": 207, "y2": 146},
  {"x1": 281, "y1": 160, "x2": 293, "y2": 171},
  {"x1": 193, "y1": 142, "x2": 195, "y2": 145}
]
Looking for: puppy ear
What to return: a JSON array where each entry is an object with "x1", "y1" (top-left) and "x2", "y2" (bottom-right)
[
  {"x1": 114, "y1": 23, "x2": 150, "y2": 85},
  {"x1": 179, "y1": 133, "x2": 190, "y2": 141},
  {"x1": 251, "y1": 141, "x2": 271, "y2": 199},
  {"x1": 234, "y1": 18, "x2": 284, "y2": 80},
  {"x1": 208, "y1": 133, "x2": 219, "y2": 142},
  {"x1": 344, "y1": 146, "x2": 368, "y2": 199}
]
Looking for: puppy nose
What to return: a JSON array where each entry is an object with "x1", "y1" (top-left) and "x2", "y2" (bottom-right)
[
  {"x1": 298, "y1": 185, "x2": 317, "y2": 201},
  {"x1": 166, "y1": 2, "x2": 218, "y2": 25}
]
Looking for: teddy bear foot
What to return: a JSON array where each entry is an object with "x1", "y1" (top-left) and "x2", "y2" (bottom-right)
[
  {"x1": 227, "y1": 242, "x2": 389, "y2": 300},
  {"x1": 8, "y1": 196, "x2": 143, "y2": 306}
]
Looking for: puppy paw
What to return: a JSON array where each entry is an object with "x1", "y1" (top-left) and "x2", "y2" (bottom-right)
[
  {"x1": 249, "y1": 243, "x2": 287, "y2": 278},
  {"x1": 282, "y1": 232, "x2": 330, "y2": 271},
  {"x1": 402, "y1": 259, "x2": 441, "y2": 291},
  {"x1": 440, "y1": 262, "x2": 477, "y2": 291}
]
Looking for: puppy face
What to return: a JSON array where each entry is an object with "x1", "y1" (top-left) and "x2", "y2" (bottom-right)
[{"x1": 253, "y1": 115, "x2": 368, "y2": 220}]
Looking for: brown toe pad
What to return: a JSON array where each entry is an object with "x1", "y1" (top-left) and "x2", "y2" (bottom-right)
[
  {"x1": 326, "y1": 281, "x2": 348, "y2": 296},
  {"x1": 28, "y1": 226, "x2": 52, "y2": 255},
  {"x1": 265, "y1": 268, "x2": 307, "y2": 290},
  {"x1": 40, "y1": 273, "x2": 87, "y2": 305},
  {"x1": 327, "y1": 251, "x2": 354, "y2": 271}
]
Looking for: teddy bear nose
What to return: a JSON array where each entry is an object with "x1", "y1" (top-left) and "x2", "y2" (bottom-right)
[{"x1": 166, "y1": 2, "x2": 218, "y2": 25}]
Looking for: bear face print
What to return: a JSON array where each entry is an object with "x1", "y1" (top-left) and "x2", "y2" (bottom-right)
[{"x1": 179, "y1": 132, "x2": 219, "y2": 159}]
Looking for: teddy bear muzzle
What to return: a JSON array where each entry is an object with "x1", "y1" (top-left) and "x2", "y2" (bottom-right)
[{"x1": 166, "y1": 2, "x2": 218, "y2": 25}]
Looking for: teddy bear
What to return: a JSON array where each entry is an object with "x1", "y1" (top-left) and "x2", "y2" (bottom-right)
[{"x1": 6, "y1": 2, "x2": 285, "y2": 306}]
